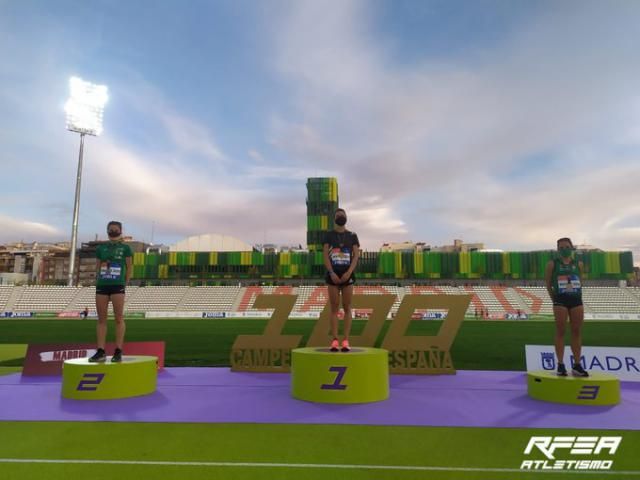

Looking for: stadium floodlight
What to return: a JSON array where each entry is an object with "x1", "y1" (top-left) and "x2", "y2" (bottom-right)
[
  {"x1": 65, "y1": 76, "x2": 108, "y2": 136},
  {"x1": 65, "y1": 76, "x2": 108, "y2": 286}
]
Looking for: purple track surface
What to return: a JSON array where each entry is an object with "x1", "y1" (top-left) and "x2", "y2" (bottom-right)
[{"x1": 1, "y1": 368, "x2": 638, "y2": 429}]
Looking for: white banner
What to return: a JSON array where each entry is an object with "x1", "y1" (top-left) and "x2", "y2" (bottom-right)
[
  {"x1": 585, "y1": 313, "x2": 640, "y2": 320},
  {"x1": 1, "y1": 311, "x2": 34, "y2": 318},
  {"x1": 39, "y1": 349, "x2": 95, "y2": 362},
  {"x1": 145, "y1": 311, "x2": 205, "y2": 319},
  {"x1": 225, "y1": 311, "x2": 272, "y2": 318},
  {"x1": 225, "y1": 311, "x2": 320, "y2": 319},
  {"x1": 526, "y1": 345, "x2": 640, "y2": 382},
  {"x1": 146, "y1": 311, "x2": 320, "y2": 319},
  {"x1": 289, "y1": 312, "x2": 321, "y2": 319}
]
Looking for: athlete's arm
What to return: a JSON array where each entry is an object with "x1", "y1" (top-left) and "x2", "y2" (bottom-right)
[
  {"x1": 343, "y1": 243, "x2": 360, "y2": 281},
  {"x1": 95, "y1": 247, "x2": 102, "y2": 278},
  {"x1": 578, "y1": 260, "x2": 584, "y2": 278},
  {"x1": 125, "y1": 256, "x2": 132, "y2": 284},
  {"x1": 323, "y1": 242, "x2": 333, "y2": 274},
  {"x1": 323, "y1": 242, "x2": 340, "y2": 283}
]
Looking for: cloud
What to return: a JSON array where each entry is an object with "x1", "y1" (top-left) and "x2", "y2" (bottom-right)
[
  {"x1": 264, "y1": 0, "x2": 640, "y2": 252},
  {"x1": 1, "y1": 0, "x2": 639, "y2": 261},
  {"x1": 0, "y1": 214, "x2": 61, "y2": 243},
  {"x1": 424, "y1": 161, "x2": 640, "y2": 249},
  {"x1": 111, "y1": 76, "x2": 227, "y2": 165},
  {"x1": 159, "y1": 112, "x2": 226, "y2": 162},
  {"x1": 82, "y1": 139, "x2": 306, "y2": 245},
  {"x1": 248, "y1": 149, "x2": 264, "y2": 163}
]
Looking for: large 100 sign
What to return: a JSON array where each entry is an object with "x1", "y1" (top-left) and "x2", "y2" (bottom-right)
[{"x1": 231, "y1": 294, "x2": 471, "y2": 374}]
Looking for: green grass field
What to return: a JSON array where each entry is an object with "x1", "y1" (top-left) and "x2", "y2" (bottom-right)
[
  {"x1": 2, "y1": 318, "x2": 639, "y2": 479},
  {"x1": 0, "y1": 422, "x2": 638, "y2": 479},
  {"x1": 1, "y1": 317, "x2": 639, "y2": 369}
]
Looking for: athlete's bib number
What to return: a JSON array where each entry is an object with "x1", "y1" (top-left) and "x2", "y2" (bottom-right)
[
  {"x1": 330, "y1": 248, "x2": 351, "y2": 267},
  {"x1": 558, "y1": 275, "x2": 581, "y2": 294},
  {"x1": 100, "y1": 263, "x2": 122, "y2": 281}
]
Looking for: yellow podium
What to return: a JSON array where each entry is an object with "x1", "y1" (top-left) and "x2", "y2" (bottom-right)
[
  {"x1": 62, "y1": 356, "x2": 158, "y2": 400},
  {"x1": 291, "y1": 347, "x2": 389, "y2": 404},
  {"x1": 527, "y1": 371, "x2": 620, "y2": 406}
]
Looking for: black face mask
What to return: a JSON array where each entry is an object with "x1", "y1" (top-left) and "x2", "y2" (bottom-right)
[
  {"x1": 108, "y1": 230, "x2": 121, "y2": 238},
  {"x1": 335, "y1": 217, "x2": 347, "y2": 226}
]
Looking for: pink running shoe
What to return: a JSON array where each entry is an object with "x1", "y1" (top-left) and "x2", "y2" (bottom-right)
[
  {"x1": 330, "y1": 338, "x2": 339, "y2": 352},
  {"x1": 341, "y1": 339, "x2": 351, "y2": 352}
]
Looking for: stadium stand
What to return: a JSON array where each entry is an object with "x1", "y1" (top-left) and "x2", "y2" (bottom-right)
[
  {"x1": 238, "y1": 285, "x2": 296, "y2": 314},
  {"x1": 65, "y1": 286, "x2": 97, "y2": 311},
  {"x1": 0, "y1": 285, "x2": 638, "y2": 316},
  {"x1": 581, "y1": 287, "x2": 640, "y2": 314},
  {"x1": 12, "y1": 286, "x2": 82, "y2": 312},
  {"x1": 0, "y1": 285, "x2": 12, "y2": 311},
  {"x1": 353, "y1": 285, "x2": 403, "y2": 314},
  {"x1": 177, "y1": 286, "x2": 242, "y2": 312},
  {"x1": 294, "y1": 285, "x2": 326, "y2": 313},
  {"x1": 125, "y1": 286, "x2": 189, "y2": 312},
  {"x1": 514, "y1": 286, "x2": 554, "y2": 315}
]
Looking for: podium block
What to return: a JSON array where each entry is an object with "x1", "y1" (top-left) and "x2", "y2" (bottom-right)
[
  {"x1": 527, "y1": 370, "x2": 620, "y2": 406},
  {"x1": 291, "y1": 347, "x2": 388, "y2": 404},
  {"x1": 62, "y1": 356, "x2": 158, "y2": 400}
]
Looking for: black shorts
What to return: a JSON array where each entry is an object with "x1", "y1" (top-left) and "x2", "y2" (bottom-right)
[
  {"x1": 325, "y1": 272, "x2": 355, "y2": 288},
  {"x1": 96, "y1": 285, "x2": 126, "y2": 296},
  {"x1": 553, "y1": 294, "x2": 583, "y2": 310}
]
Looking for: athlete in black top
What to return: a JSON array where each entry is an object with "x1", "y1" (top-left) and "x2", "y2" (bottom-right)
[{"x1": 323, "y1": 208, "x2": 360, "y2": 352}]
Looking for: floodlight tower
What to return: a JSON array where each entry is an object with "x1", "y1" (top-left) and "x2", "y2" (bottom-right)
[{"x1": 64, "y1": 76, "x2": 108, "y2": 286}]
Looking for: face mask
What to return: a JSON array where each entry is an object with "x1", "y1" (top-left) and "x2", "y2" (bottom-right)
[
  {"x1": 559, "y1": 247, "x2": 572, "y2": 258},
  {"x1": 335, "y1": 217, "x2": 347, "y2": 226}
]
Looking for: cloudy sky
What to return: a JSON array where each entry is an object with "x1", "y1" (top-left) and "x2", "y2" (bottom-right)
[{"x1": 1, "y1": 0, "x2": 639, "y2": 261}]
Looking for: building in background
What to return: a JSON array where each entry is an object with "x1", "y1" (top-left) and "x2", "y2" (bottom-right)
[
  {"x1": 0, "y1": 242, "x2": 69, "y2": 284},
  {"x1": 430, "y1": 239, "x2": 485, "y2": 253},
  {"x1": 1, "y1": 178, "x2": 635, "y2": 284},
  {"x1": 39, "y1": 237, "x2": 147, "y2": 285},
  {"x1": 381, "y1": 239, "x2": 485, "y2": 253},
  {"x1": 306, "y1": 177, "x2": 338, "y2": 252},
  {"x1": 170, "y1": 234, "x2": 253, "y2": 252},
  {"x1": 381, "y1": 242, "x2": 430, "y2": 253}
]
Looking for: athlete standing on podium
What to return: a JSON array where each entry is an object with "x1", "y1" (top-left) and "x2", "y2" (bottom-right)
[
  {"x1": 545, "y1": 237, "x2": 589, "y2": 377},
  {"x1": 324, "y1": 208, "x2": 360, "y2": 352},
  {"x1": 89, "y1": 221, "x2": 133, "y2": 363}
]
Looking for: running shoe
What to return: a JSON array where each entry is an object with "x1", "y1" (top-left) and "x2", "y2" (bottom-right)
[
  {"x1": 111, "y1": 348, "x2": 123, "y2": 363},
  {"x1": 557, "y1": 362, "x2": 568, "y2": 377},
  {"x1": 88, "y1": 348, "x2": 106, "y2": 363},
  {"x1": 572, "y1": 363, "x2": 589, "y2": 377}
]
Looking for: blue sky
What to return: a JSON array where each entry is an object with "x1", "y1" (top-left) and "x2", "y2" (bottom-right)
[{"x1": 1, "y1": 0, "x2": 639, "y2": 262}]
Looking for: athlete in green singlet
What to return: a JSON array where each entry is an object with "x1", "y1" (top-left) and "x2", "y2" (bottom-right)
[
  {"x1": 89, "y1": 221, "x2": 133, "y2": 363},
  {"x1": 544, "y1": 237, "x2": 589, "y2": 377}
]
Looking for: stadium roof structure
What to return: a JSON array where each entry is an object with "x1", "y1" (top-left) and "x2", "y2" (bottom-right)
[{"x1": 170, "y1": 234, "x2": 253, "y2": 252}]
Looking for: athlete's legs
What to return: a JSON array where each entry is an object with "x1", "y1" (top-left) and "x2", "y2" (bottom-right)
[
  {"x1": 95, "y1": 293, "x2": 109, "y2": 349},
  {"x1": 328, "y1": 284, "x2": 341, "y2": 340},
  {"x1": 341, "y1": 284, "x2": 354, "y2": 341},
  {"x1": 553, "y1": 305, "x2": 569, "y2": 364},
  {"x1": 568, "y1": 304, "x2": 585, "y2": 364},
  {"x1": 111, "y1": 293, "x2": 126, "y2": 350}
]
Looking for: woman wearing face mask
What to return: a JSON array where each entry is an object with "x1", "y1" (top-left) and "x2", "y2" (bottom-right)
[
  {"x1": 544, "y1": 237, "x2": 588, "y2": 377},
  {"x1": 323, "y1": 208, "x2": 360, "y2": 352},
  {"x1": 89, "y1": 221, "x2": 133, "y2": 363}
]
